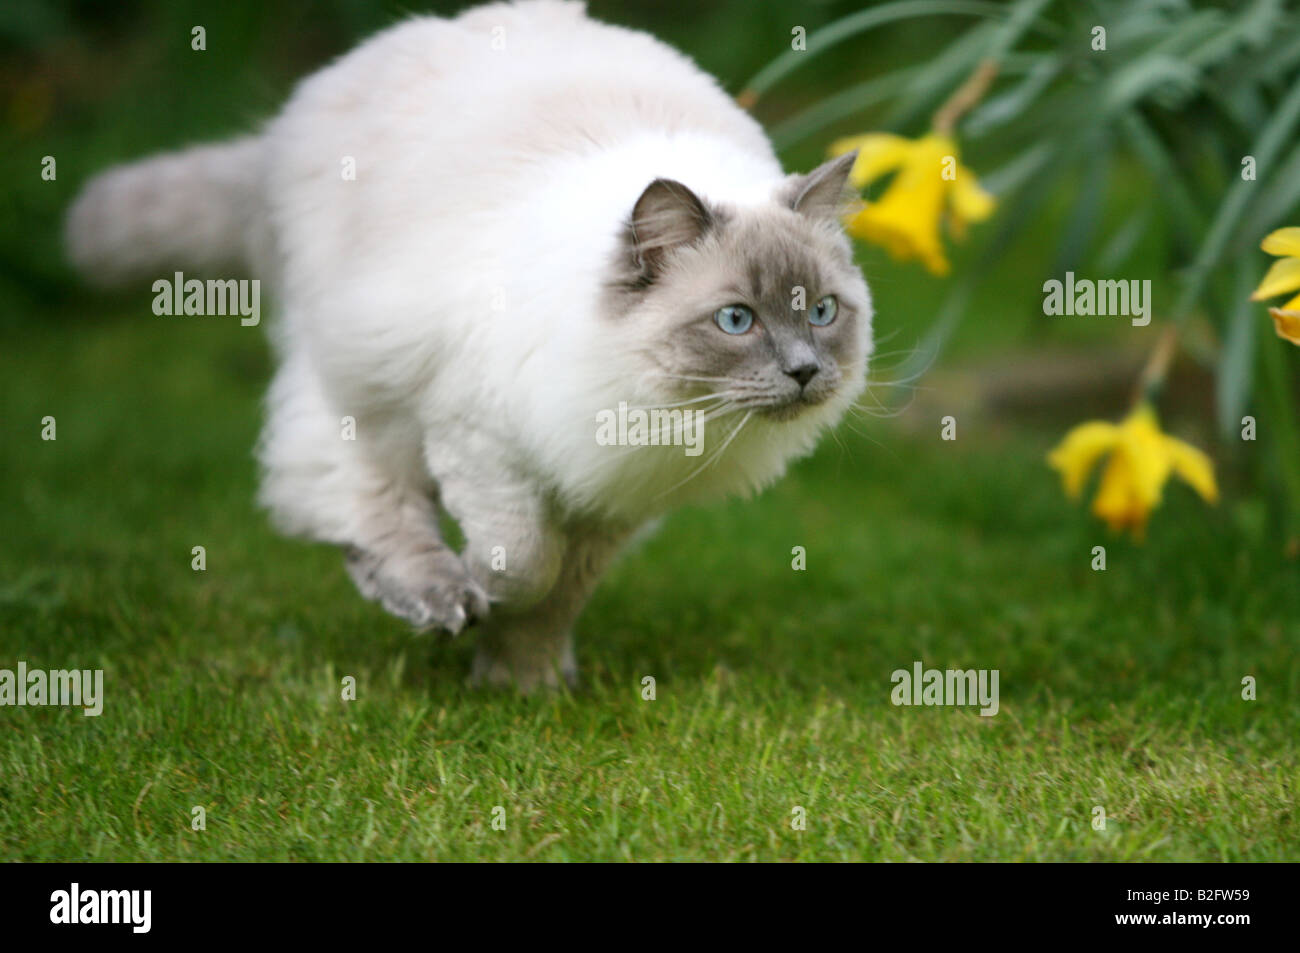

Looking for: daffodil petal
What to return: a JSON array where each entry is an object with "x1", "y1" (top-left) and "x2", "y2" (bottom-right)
[
  {"x1": 846, "y1": 156, "x2": 951, "y2": 274},
  {"x1": 1260, "y1": 226, "x2": 1300, "y2": 257},
  {"x1": 1092, "y1": 452, "x2": 1147, "y2": 536},
  {"x1": 849, "y1": 202, "x2": 949, "y2": 274},
  {"x1": 1051, "y1": 402, "x2": 1216, "y2": 539},
  {"x1": 1047, "y1": 421, "x2": 1118, "y2": 498},
  {"x1": 919, "y1": 133, "x2": 958, "y2": 156},
  {"x1": 1250, "y1": 257, "x2": 1300, "y2": 301},
  {"x1": 1165, "y1": 437, "x2": 1219, "y2": 504},
  {"x1": 1269, "y1": 308, "x2": 1300, "y2": 346},
  {"x1": 950, "y1": 167, "x2": 996, "y2": 227},
  {"x1": 827, "y1": 134, "x2": 912, "y2": 189},
  {"x1": 1118, "y1": 405, "x2": 1173, "y2": 509}
]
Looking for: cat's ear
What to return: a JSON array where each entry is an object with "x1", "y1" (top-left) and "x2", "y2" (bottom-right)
[
  {"x1": 784, "y1": 151, "x2": 858, "y2": 221},
  {"x1": 628, "y1": 178, "x2": 714, "y2": 276}
]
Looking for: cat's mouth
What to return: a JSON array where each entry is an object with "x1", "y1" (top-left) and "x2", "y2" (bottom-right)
[{"x1": 756, "y1": 388, "x2": 833, "y2": 421}]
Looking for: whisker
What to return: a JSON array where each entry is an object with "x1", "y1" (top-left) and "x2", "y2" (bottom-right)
[
  {"x1": 865, "y1": 347, "x2": 926, "y2": 365},
  {"x1": 650, "y1": 373, "x2": 738, "y2": 386},
  {"x1": 836, "y1": 417, "x2": 900, "y2": 460},
  {"x1": 653, "y1": 409, "x2": 753, "y2": 498},
  {"x1": 603, "y1": 400, "x2": 740, "y2": 458},
  {"x1": 848, "y1": 401, "x2": 913, "y2": 420},
  {"x1": 865, "y1": 379, "x2": 933, "y2": 392},
  {"x1": 618, "y1": 391, "x2": 739, "y2": 411}
]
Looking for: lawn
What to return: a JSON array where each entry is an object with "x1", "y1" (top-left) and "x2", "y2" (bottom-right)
[{"x1": 1, "y1": 296, "x2": 1296, "y2": 861}]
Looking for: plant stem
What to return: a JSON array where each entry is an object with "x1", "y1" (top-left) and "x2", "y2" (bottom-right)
[
  {"x1": 932, "y1": 59, "x2": 1000, "y2": 135},
  {"x1": 736, "y1": 0, "x2": 1013, "y2": 108},
  {"x1": 1136, "y1": 324, "x2": 1179, "y2": 405}
]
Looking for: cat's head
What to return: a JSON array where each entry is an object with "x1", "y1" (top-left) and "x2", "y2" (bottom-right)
[{"x1": 606, "y1": 152, "x2": 872, "y2": 428}]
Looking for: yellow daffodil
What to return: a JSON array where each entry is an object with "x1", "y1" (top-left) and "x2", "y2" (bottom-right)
[
  {"x1": 1269, "y1": 308, "x2": 1300, "y2": 345},
  {"x1": 1249, "y1": 226, "x2": 1300, "y2": 346},
  {"x1": 1047, "y1": 404, "x2": 1218, "y2": 539},
  {"x1": 828, "y1": 132, "x2": 995, "y2": 276}
]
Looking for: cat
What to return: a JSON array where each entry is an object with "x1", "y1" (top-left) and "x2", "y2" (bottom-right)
[{"x1": 66, "y1": 0, "x2": 874, "y2": 691}]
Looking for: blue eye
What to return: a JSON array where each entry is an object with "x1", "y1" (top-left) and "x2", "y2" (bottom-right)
[
  {"x1": 714, "y1": 304, "x2": 754, "y2": 335},
  {"x1": 809, "y1": 295, "x2": 838, "y2": 326}
]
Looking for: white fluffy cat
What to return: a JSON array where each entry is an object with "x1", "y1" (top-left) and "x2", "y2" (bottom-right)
[{"x1": 67, "y1": 0, "x2": 873, "y2": 690}]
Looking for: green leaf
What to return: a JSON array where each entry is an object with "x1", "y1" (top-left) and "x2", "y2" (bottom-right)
[
  {"x1": 769, "y1": 67, "x2": 922, "y2": 150},
  {"x1": 1237, "y1": 141, "x2": 1300, "y2": 248},
  {"x1": 1176, "y1": 74, "x2": 1300, "y2": 318},
  {"x1": 1118, "y1": 112, "x2": 1206, "y2": 240},
  {"x1": 1241, "y1": 20, "x2": 1300, "y2": 84},
  {"x1": 879, "y1": 21, "x2": 1000, "y2": 131},
  {"x1": 1095, "y1": 204, "x2": 1155, "y2": 274},
  {"x1": 1100, "y1": 55, "x2": 1199, "y2": 117},
  {"x1": 1256, "y1": 311, "x2": 1300, "y2": 538},
  {"x1": 963, "y1": 57, "x2": 1062, "y2": 139},
  {"x1": 979, "y1": 140, "x2": 1059, "y2": 197},
  {"x1": 1052, "y1": 130, "x2": 1111, "y2": 273},
  {"x1": 1182, "y1": 0, "x2": 1279, "y2": 69},
  {"x1": 739, "y1": 0, "x2": 1026, "y2": 100},
  {"x1": 1217, "y1": 258, "x2": 1260, "y2": 438},
  {"x1": 883, "y1": 0, "x2": 1057, "y2": 132}
]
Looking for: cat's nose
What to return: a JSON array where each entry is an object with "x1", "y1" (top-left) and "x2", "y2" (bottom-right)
[{"x1": 784, "y1": 363, "x2": 819, "y2": 388}]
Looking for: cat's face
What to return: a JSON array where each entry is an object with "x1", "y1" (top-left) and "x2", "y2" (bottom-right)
[{"x1": 608, "y1": 154, "x2": 872, "y2": 424}]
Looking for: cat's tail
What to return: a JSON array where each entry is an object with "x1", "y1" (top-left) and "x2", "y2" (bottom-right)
[{"x1": 65, "y1": 135, "x2": 266, "y2": 288}]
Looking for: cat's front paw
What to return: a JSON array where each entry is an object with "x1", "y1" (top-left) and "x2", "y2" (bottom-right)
[{"x1": 344, "y1": 546, "x2": 490, "y2": 636}]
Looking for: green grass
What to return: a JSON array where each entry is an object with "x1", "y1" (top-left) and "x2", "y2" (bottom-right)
[{"x1": 1, "y1": 304, "x2": 1296, "y2": 862}]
